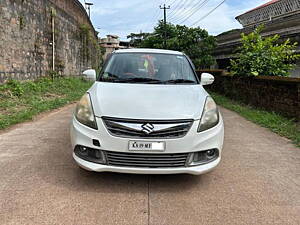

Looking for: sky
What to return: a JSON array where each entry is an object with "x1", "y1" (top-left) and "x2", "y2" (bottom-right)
[{"x1": 79, "y1": 0, "x2": 270, "y2": 40}]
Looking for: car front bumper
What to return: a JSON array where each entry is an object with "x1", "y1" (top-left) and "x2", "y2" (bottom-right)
[
  {"x1": 70, "y1": 115, "x2": 224, "y2": 175},
  {"x1": 73, "y1": 153, "x2": 221, "y2": 175}
]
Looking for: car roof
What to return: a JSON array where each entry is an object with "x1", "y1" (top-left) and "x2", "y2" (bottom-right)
[{"x1": 114, "y1": 48, "x2": 184, "y2": 55}]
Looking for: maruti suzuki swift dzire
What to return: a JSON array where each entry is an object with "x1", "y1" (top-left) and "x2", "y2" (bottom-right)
[{"x1": 70, "y1": 48, "x2": 224, "y2": 175}]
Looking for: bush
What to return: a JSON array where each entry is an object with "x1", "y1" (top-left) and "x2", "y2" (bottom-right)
[
  {"x1": 6, "y1": 80, "x2": 24, "y2": 97},
  {"x1": 230, "y1": 25, "x2": 300, "y2": 77},
  {"x1": 197, "y1": 69, "x2": 226, "y2": 77}
]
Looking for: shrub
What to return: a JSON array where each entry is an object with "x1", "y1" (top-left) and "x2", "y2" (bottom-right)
[
  {"x1": 230, "y1": 25, "x2": 300, "y2": 77},
  {"x1": 48, "y1": 70, "x2": 60, "y2": 79},
  {"x1": 7, "y1": 80, "x2": 24, "y2": 97}
]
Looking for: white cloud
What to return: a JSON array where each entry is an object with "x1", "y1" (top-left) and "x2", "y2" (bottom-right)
[{"x1": 78, "y1": 0, "x2": 271, "y2": 39}]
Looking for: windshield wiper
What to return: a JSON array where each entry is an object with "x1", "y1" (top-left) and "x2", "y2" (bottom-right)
[
  {"x1": 100, "y1": 76, "x2": 161, "y2": 84},
  {"x1": 100, "y1": 73, "x2": 121, "y2": 82},
  {"x1": 120, "y1": 77, "x2": 162, "y2": 84},
  {"x1": 163, "y1": 79, "x2": 197, "y2": 84}
]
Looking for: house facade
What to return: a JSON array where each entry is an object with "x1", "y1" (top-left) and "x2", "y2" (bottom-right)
[
  {"x1": 214, "y1": 0, "x2": 300, "y2": 77},
  {"x1": 99, "y1": 35, "x2": 131, "y2": 60}
]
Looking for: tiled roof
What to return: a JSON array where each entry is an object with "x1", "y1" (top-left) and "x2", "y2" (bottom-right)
[{"x1": 240, "y1": 0, "x2": 280, "y2": 16}]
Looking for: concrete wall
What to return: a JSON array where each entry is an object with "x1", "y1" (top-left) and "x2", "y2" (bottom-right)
[{"x1": 0, "y1": 0, "x2": 100, "y2": 82}]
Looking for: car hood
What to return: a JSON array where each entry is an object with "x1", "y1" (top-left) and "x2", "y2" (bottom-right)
[{"x1": 89, "y1": 82, "x2": 208, "y2": 120}]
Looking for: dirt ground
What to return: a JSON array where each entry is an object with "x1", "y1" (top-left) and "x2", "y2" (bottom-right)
[{"x1": 0, "y1": 105, "x2": 299, "y2": 225}]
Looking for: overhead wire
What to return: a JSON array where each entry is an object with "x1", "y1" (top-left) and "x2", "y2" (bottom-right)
[
  {"x1": 189, "y1": 0, "x2": 226, "y2": 27},
  {"x1": 171, "y1": 0, "x2": 210, "y2": 24},
  {"x1": 142, "y1": 0, "x2": 163, "y2": 32},
  {"x1": 167, "y1": 0, "x2": 182, "y2": 18},
  {"x1": 167, "y1": 0, "x2": 179, "y2": 8},
  {"x1": 168, "y1": 0, "x2": 191, "y2": 21},
  {"x1": 134, "y1": 0, "x2": 225, "y2": 35},
  {"x1": 149, "y1": 6, "x2": 164, "y2": 30},
  {"x1": 178, "y1": 0, "x2": 211, "y2": 24},
  {"x1": 169, "y1": 0, "x2": 197, "y2": 22},
  {"x1": 148, "y1": 0, "x2": 173, "y2": 30}
]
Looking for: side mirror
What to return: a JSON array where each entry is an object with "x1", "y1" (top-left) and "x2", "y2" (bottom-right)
[
  {"x1": 82, "y1": 69, "x2": 96, "y2": 81},
  {"x1": 201, "y1": 73, "x2": 214, "y2": 85}
]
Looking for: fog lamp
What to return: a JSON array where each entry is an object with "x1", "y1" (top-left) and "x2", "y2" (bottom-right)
[
  {"x1": 188, "y1": 149, "x2": 219, "y2": 166},
  {"x1": 206, "y1": 149, "x2": 216, "y2": 158},
  {"x1": 79, "y1": 146, "x2": 88, "y2": 156},
  {"x1": 74, "y1": 145, "x2": 106, "y2": 164}
]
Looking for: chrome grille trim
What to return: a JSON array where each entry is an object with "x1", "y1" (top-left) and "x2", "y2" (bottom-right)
[
  {"x1": 105, "y1": 151, "x2": 189, "y2": 168},
  {"x1": 102, "y1": 117, "x2": 193, "y2": 139}
]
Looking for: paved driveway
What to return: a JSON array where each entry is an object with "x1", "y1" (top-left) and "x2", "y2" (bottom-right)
[{"x1": 0, "y1": 105, "x2": 299, "y2": 225}]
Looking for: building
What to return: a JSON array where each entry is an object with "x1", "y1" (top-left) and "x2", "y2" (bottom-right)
[
  {"x1": 214, "y1": 0, "x2": 300, "y2": 77},
  {"x1": 235, "y1": 0, "x2": 299, "y2": 28},
  {"x1": 100, "y1": 35, "x2": 131, "y2": 60}
]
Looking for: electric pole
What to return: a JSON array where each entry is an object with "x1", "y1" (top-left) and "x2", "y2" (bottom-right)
[
  {"x1": 85, "y1": 2, "x2": 93, "y2": 18},
  {"x1": 160, "y1": 4, "x2": 170, "y2": 49}
]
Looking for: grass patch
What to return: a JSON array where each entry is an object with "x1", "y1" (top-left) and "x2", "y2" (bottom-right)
[
  {"x1": 210, "y1": 92, "x2": 300, "y2": 148},
  {"x1": 0, "y1": 77, "x2": 93, "y2": 130}
]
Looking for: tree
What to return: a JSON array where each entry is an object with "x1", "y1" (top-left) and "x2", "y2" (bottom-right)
[
  {"x1": 127, "y1": 32, "x2": 151, "y2": 47},
  {"x1": 230, "y1": 25, "x2": 300, "y2": 77},
  {"x1": 136, "y1": 21, "x2": 216, "y2": 69}
]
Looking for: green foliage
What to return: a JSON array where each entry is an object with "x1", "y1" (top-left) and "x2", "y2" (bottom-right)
[
  {"x1": 0, "y1": 77, "x2": 93, "y2": 130},
  {"x1": 6, "y1": 80, "x2": 24, "y2": 97},
  {"x1": 79, "y1": 24, "x2": 91, "y2": 62},
  {"x1": 48, "y1": 70, "x2": 60, "y2": 80},
  {"x1": 55, "y1": 58, "x2": 65, "y2": 73},
  {"x1": 79, "y1": 24, "x2": 101, "y2": 72},
  {"x1": 134, "y1": 21, "x2": 216, "y2": 69},
  {"x1": 98, "y1": 46, "x2": 106, "y2": 70},
  {"x1": 127, "y1": 32, "x2": 151, "y2": 47},
  {"x1": 50, "y1": 7, "x2": 57, "y2": 17},
  {"x1": 19, "y1": 16, "x2": 25, "y2": 30},
  {"x1": 210, "y1": 92, "x2": 300, "y2": 148},
  {"x1": 230, "y1": 25, "x2": 300, "y2": 77}
]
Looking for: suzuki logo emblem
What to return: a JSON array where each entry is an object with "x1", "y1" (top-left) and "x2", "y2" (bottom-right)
[{"x1": 141, "y1": 123, "x2": 154, "y2": 134}]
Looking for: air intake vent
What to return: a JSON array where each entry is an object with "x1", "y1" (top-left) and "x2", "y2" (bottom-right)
[{"x1": 105, "y1": 151, "x2": 189, "y2": 168}]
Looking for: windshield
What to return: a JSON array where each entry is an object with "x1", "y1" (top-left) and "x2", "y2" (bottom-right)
[{"x1": 99, "y1": 53, "x2": 198, "y2": 84}]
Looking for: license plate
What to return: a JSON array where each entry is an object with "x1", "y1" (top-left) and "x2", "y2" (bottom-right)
[{"x1": 128, "y1": 141, "x2": 165, "y2": 151}]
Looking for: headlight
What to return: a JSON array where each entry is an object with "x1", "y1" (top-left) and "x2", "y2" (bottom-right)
[
  {"x1": 198, "y1": 96, "x2": 219, "y2": 132},
  {"x1": 75, "y1": 93, "x2": 98, "y2": 130}
]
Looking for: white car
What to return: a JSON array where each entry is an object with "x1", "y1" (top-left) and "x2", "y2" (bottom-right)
[{"x1": 70, "y1": 49, "x2": 224, "y2": 175}]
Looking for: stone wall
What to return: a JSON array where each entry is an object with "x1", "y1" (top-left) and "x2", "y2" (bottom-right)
[
  {"x1": 0, "y1": 0, "x2": 100, "y2": 82},
  {"x1": 197, "y1": 71, "x2": 300, "y2": 120}
]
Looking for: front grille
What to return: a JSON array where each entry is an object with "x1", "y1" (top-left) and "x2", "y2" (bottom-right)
[
  {"x1": 102, "y1": 117, "x2": 193, "y2": 139},
  {"x1": 105, "y1": 151, "x2": 189, "y2": 168}
]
